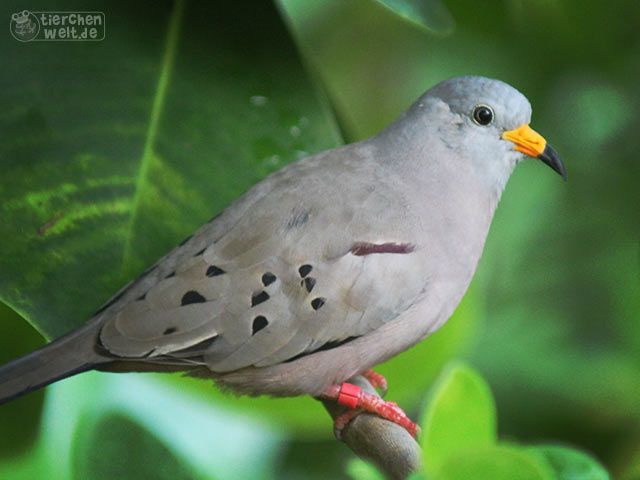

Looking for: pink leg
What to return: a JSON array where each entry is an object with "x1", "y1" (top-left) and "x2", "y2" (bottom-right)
[
  {"x1": 363, "y1": 369, "x2": 388, "y2": 395},
  {"x1": 323, "y1": 383, "x2": 419, "y2": 439}
]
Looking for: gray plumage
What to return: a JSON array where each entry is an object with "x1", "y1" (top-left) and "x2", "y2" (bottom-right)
[{"x1": 0, "y1": 76, "x2": 565, "y2": 403}]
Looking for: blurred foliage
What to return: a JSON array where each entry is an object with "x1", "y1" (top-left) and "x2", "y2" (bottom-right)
[
  {"x1": 72, "y1": 413, "x2": 197, "y2": 480},
  {"x1": 0, "y1": 303, "x2": 44, "y2": 458},
  {"x1": 349, "y1": 362, "x2": 609, "y2": 480},
  {"x1": 0, "y1": 0, "x2": 638, "y2": 478},
  {"x1": 372, "y1": 0, "x2": 455, "y2": 34},
  {"x1": 529, "y1": 446, "x2": 611, "y2": 480},
  {"x1": 0, "y1": 371, "x2": 283, "y2": 480},
  {"x1": 420, "y1": 363, "x2": 497, "y2": 472}
]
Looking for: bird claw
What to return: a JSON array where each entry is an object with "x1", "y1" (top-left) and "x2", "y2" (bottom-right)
[
  {"x1": 368, "y1": 399, "x2": 419, "y2": 438},
  {"x1": 363, "y1": 369, "x2": 388, "y2": 396},
  {"x1": 324, "y1": 382, "x2": 419, "y2": 440}
]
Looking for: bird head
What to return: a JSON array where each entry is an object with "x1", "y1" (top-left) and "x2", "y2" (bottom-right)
[{"x1": 416, "y1": 76, "x2": 566, "y2": 184}]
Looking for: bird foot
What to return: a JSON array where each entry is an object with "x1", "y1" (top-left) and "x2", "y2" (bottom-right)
[
  {"x1": 323, "y1": 382, "x2": 419, "y2": 440},
  {"x1": 363, "y1": 369, "x2": 388, "y2": 396}
]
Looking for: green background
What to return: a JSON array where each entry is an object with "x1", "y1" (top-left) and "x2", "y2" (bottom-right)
[{"x1": 0, "y1": 0, "x2": 638, "y2": 478}]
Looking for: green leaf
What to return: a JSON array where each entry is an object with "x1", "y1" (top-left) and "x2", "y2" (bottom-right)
[
  {"x1": 528, "y1": 445, "x2": 610, "y2": 480},
  {"x1": 346, "y1": 458, "x2": 386, "y2": 480},
  {"x1": 407, "y1": 474, "x2": 427, "y2": 480},
  {"x1": 0, "y1": 303, "x2": 44, "y2": 456},
  {"x1": 20, "y1": 372, "x2": 282, "y2": 480},
  {"x1": 421, "y1": 362, "x2": 497, "y2": 472},
  {"x1": 0, "y1": 452, "x2": 49, "y2": 480},
  {"x1": 0, "y1": 0, "x2": 341, "y2": 340},
  {"x1": 371, "y1": 0, "x2": 455, "y2": 34},
  {"x1": 72, "y1": 412, "x2": 198, "y2": 480},
  {"x1": 619, "y1": 445, "x2": 640, "y2": 480},
  {"x1": 437, "y1": 446, "x2": 553, "y2": 480}
]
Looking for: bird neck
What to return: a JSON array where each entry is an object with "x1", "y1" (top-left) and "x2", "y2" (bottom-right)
[
  {"x1": 372, "y1": 120, "x2": 512, "y2": 215},
  {"x1": 373, "y1": 96, "x2": 517, "y2": 208},
  {"x1": 369, "y1": 118, "x2": 512, "y2": 278}
]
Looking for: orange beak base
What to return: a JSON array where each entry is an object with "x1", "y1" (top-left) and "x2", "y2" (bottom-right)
[{"x1": 502, "y1": 124, "x2": 567, "y2": 181}]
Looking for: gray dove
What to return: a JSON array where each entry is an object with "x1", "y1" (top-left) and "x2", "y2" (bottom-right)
[{"x1": 0, "y1": 76, "x2": 565, "y2": 436}]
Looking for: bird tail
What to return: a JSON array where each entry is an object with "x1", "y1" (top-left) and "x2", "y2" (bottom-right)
[{"x1": 0, "y1": 319, "x2": 110, "y2": 404}]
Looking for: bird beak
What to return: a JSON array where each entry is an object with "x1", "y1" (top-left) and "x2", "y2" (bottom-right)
[{"x1": 502, "y1": 124, "x2": 567, "y2": 181}]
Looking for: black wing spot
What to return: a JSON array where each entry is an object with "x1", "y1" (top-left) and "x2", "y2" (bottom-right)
[
  {"x1": 262, "y1": 272, "x2": 276, "y2": 286},
  {"x1": 252, "y1": 315, "x2": 268, "y2": 335},
  {"x1": 311, "y1": 297, "x2": 325, "y2": 310},
  {"x1": 206, "y1": 265, "x2": 225, "y2": 277},
  {"x1": 193, "y1": 247, "x2": 206, "y2": 257},
  {"x1": 304, "y1": 277, "x2": 316, "y2": 293},
  {"x1": 181, "y1": 290, "x2": 206, "y2": 305},
  {"x1": 163, "y1": 327, "x2": 177, "y2": 335},
  {"x1": 251, "y1": 290, "x2": 270, "y2": 307},
  {"x1": 298, "y1": 264, "x2": 312, "y2": 278},
  {"x1": 165, "y1": 271, "x2": 176, "y2": 279}
]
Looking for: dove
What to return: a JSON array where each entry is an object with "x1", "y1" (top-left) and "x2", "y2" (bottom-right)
[{"x1": 0, "y1": 76, "x2": 565, "y2": 437}]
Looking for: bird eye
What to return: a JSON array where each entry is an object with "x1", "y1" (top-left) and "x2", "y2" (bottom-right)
[{"x1": 472, "y1": 105, "x2": 494, "y2": 126}]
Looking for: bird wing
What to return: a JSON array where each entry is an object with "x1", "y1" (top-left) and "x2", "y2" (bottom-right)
[{"x1": 99, "y1": 144, "x2": 429, "y2": 372}]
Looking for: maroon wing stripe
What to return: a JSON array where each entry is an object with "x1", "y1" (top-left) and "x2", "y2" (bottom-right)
[{"x1": 350, "y1": 242, "x2": 415, "y2": 256}]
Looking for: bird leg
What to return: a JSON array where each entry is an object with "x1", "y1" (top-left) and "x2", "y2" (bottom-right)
[
  {"x1": 322, "y1": 383, "x2": 419, "y2": 439},
  {"x1": 362, "y1": 369, "x2": 388, "y2": 395}
]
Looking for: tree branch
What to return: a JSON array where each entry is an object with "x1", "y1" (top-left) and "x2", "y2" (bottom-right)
[{"x1": 320, "y1": 375, "x2": 421, "y2": 480}]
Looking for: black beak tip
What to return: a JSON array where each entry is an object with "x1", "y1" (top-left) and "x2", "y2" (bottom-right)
[{"x1": 538, "y1": 144, "x2": 567, "y2": 181}]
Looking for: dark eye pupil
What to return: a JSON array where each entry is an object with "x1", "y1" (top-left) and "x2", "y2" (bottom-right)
[{"x1": 474, "y1": 106, "x2": 493, "y2": 125}]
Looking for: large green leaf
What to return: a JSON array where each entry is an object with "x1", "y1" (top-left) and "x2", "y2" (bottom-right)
[
  {"x1": 72, "y1": 413, "x2": 198, "y2": 480},
  {"x1": 0, "y1": 372, "x2": 283, "y2": 480},
  {"x1": 0, "y1": 0, "x2": 341, "y2": 340},
  {"x1": 528, "y1": 445, "x2": 610, "y2": 480},
  {"x1": 437, "y1": 446, "x2": 553, "y2": 480},
  {"x1": 346, "y1": 458, "x2": 386, "y2": 480},
  {"x1": 0, "y1": 303, "x2": 44, "y2": 457},
  {"x1": 421, "y1": 362, "x2": 497, "y2": 472},
  {"x1": 372, "y1": 0, "x2": 455, "y2": 34},
  {"x1": 280, "y1": 0, "x2": 454, "y2": 42},
  {"x1": 417, "y1": 363, "x2": 612, "y2": 480}
]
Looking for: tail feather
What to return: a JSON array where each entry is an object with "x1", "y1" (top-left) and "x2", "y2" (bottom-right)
[{"x1": 0, "y1": 319, "x2": 110, "y2": 404}]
